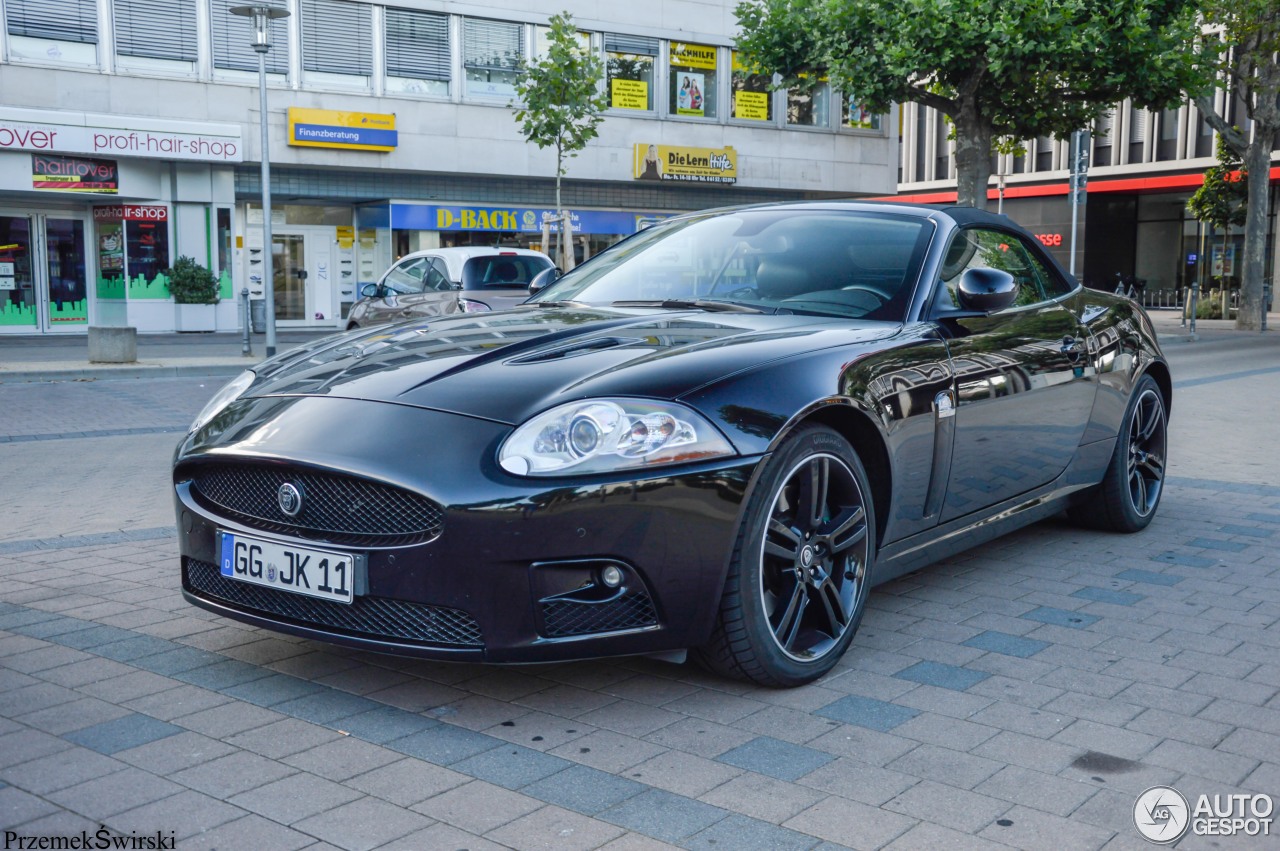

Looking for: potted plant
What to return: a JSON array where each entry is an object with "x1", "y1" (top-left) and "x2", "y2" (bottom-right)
[{"x1": 167, "y1": 256, "x2": 219, "y2": 332}]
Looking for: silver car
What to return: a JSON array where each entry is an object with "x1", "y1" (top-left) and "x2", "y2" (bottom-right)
[{"x1": 346, "y1": 246, "x2": 554, "y2": 330}]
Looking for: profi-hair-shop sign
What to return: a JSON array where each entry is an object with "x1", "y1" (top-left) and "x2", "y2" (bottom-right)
[{"x1": 0, "y1": 107, "x2": 242, "y2": 163}]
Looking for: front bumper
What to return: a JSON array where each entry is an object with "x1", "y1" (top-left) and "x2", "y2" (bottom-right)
[{"x1": 174, "y1": 395, "x2": 762, "y2": 663}]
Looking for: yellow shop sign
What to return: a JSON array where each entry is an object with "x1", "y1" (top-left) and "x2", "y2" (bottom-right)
[
  {"x1": 633, "y1": 144, "x2": 736, "y2": 184},
  {"x1": 670, "y1": 42, "x2": 718, "y2": 70},
  {"x1": 287, "y1": 108, "x2": 398, "y2": 152}
]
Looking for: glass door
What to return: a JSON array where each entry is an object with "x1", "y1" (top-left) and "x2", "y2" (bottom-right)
[
  {"x1": 0, "y1": 214, "x2": 88, "y2": 333},
  {"x1": 0, "y1": 215, "x2": 38, "y2": 332},
  {"x1": 43, "y1": 218, "x2": 89, "y2": 330},
  {"x1": 273, "y1": 234, "x2": 307, "y2": 323}
]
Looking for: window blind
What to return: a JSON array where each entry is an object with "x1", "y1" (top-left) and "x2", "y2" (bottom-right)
[
  {"x1": 114, "y1": 0, "x2": 196, "y2": 61},
  {"x1": 386, "y1": 8, "x2": 449, "y2": 80},
  {"x1": 463, "y1": 18, "x2": 523, "y2": 70},
  {"x1": 6, "y1": 0, "x2": 97, "y2": 43},
  {"x1": 301, "y1": 0, "x2": 372, "y2": 76},
  {"x1": 210, "y1": 0, "x2": 288, "y2": 73},
  {"x1": 605, "y1": 34, "x2": 657, "y2": 55}
]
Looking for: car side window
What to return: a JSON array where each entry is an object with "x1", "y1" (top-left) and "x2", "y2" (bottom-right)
[
  {"x1": 935, "y1": 229, "x2": 1046, "y2": 311},
  {"x1": 1029, "y1": 250, "x2": 1074, "y2": 298},
  {"x1": 424, "y1": 258, "x2": 451, "y2": 291},
  {"x1": 383, "y1": 258, "x2": 428, "y2": 294}
]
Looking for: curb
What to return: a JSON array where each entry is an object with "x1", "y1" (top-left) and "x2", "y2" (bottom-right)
[{"x1": 0, "y1": 363, "x2": 255, "y2": 383}]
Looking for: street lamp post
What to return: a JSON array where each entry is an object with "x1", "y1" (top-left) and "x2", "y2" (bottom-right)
[{"x1": 230, "y1": 3, "x2": 289, "y2": 357}]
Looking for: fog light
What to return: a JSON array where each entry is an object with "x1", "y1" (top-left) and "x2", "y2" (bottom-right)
[{"x1": 600, "y1": 565, "x2": 624, "y2": 588}]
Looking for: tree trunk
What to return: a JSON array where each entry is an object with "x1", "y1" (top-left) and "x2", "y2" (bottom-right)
[
  {"x1": 951, "y1": 105, "x2": 993, "y2": 210},
  {"x1": 554, "y1": 141, "x2": 564, "y2": 269},
  {"x1": 1236, "y1": 137, "x2": 1272, "y2": 331}
]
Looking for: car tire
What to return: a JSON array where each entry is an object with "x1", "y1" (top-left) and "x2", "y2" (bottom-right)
[
  {"x1": 695, "y1": 425, "x2": 876, "y2": 687},
  {"x1": 1068, "y1": 374, "x2": 1167, "y2": 533}
]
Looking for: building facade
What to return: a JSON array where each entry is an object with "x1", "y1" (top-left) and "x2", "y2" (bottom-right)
[
  {"x1": 894, "y1": 97, "x2": 1280, "y2": 309},
  {"x1": 0, "y1": 0, "x2": 896, "y2": 335}
]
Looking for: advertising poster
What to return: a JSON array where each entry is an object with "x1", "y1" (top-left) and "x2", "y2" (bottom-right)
[
  {"x1": 846, "y1": 98, "x2": 877, "y2": 129},
  {"x1": 611, "y1": 79, "x2": 649, "y2": 110},
  {"x1": 632, "y1": 145, "x2": 737, "y2": 184},
  {"x1": 0, "y1": 260, "x2": 14, "y2": 291},
  {"x1": 735, "y1": 91, "x2": 769, "y2": 121},
  {"x1": 31, "y1": 154, "x2": 118, "y2": 193},
  {"x1": 98, "y1": 222, "x2": 124, "y2": 273},
  {"x1": 676, "y1": 72, "x2": 706, "y2": 117}
]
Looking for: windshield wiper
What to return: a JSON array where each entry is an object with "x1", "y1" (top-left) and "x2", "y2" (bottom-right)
[{"x1": 611, "y1": 299, "x2": 769, "y2": 314}]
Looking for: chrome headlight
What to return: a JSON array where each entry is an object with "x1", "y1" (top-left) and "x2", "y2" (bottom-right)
[
  {"x1": 189, "y1": 370, "x2": 255, "y2": 433},
  {"x1": 499, "y1": 398, "x2": 736, "y2": 476}
]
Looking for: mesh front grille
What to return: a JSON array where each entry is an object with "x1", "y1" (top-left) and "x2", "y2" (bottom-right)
[
  {"x1": 185, "y1": 559, "x2": 483, "y2": 647},
  {"x1": 187, "y1": 463, "x2": 444, "y2": 547},
  {"x1": 541, "y1": 592, "x2": 658, "y2": 638}
]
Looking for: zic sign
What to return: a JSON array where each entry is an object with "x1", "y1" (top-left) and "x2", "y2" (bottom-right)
[{"x1": 93, "y1": 205, "x2": 169, "y2": 222}]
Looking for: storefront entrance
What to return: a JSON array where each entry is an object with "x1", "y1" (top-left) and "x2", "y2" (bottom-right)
[
  {"x1": 0, "y1": 211, "x2": 90, "y2": 334},
  {"x1": 272, "y1": 228, "x2": 340, "y2": 327}
]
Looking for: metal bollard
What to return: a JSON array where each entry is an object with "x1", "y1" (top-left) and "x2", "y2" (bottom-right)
[{"x1": 241, "y1": 287, "x2": 253, "y2": 357}]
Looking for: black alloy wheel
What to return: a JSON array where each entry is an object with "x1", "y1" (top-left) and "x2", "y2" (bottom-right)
[
  {"x1": 760, "y1": 454, "x2": 869, "y2": 661},
  {"x1": 1069, "y1": 374, "x2": 1167, "y2": 533},
  {"x1": 697, "y1": 425, "x2": 875, "y2": 687},
  {"x1": 1126, "y1": 387, "x2": 1166, "y2": 518}
]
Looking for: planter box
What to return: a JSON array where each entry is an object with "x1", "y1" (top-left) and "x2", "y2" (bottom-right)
[{"x1": 175, "y1": 303, "x2": 217, "y2": 332}]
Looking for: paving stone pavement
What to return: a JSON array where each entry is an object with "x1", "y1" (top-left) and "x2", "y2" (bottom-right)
[{"x1": 0, "y1": 331, "x2": 1277, "y2": 850}]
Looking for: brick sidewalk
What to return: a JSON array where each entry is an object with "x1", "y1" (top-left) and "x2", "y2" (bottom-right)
[{"x1": 1, "y1": 335, "x2": 1278, "y2": 849}]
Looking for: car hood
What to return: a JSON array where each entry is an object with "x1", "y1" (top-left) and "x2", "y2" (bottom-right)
[{"x1": 249, "y1": 305, "x2": 899, "y2": 425}]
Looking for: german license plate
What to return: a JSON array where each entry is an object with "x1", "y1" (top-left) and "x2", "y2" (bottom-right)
[{"x1": 218, "y1": 531, "x2": 355, "y2": 605}]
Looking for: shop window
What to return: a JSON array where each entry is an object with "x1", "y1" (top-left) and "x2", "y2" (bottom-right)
[
  {"x1": 1156, "y1": 107, "x2": 1179, "y2": 161},
  {"x1": 5, "y1": 0, "x2": 98, "y2": 64},
  {"x1": 211, "y1": 0, "x2": 287, "y2": 73},
  {"x1": 1194, "y1": 112, "x2": 1215, "y2": 158},
  {"x1": 606, "y1": 34, "x2": 657, "y2": 112},
  {"x1": 913, "y1": 104, "x2": 927, "y2": 180},
  {"x1": 936, "y1": 116, "x2": 952, "y2": 179},
  {"x1": 463, "y1": 18, "x2": 524, "y2": 98},
  {"x1": 1128, "y1": 105, "x2": 1147, "y2": 163},
  {"x1": 126, "y1": 219, "x2": 170, "y2": 292},
  {"x1": 301, "y1": 0, "x2": 372, "y2": 84},
  {"x1": 731, "y1": 52, "x2": 772, "y2": 122},
  {"x1": 215, "y1": 208, "x2": 232, "y2": 301},
  {"x1": 1035, "y1": 136, "x2": 1053, "y2": 171},
  {"x1": 113, "y1": 0, "x2": 196, "y2": 65},
  {"x1": 787, "y1": 78, "x2": 830, "y2": 127},
  {"x1": 669, "y1": 42, "x2": 717, "y2": 119},
  {"x1": 386, "y1": 8, "x2": 450, "y2": 96},
  {"x1": 841, "y1": 96, "x2": 880, "y2": 131},
  {"x1": 1093, "y1": 111, "x2": 1114, "y2": 167},
  {"x1": 533, "y1": 25, "x2": 591, "y2": 59}
]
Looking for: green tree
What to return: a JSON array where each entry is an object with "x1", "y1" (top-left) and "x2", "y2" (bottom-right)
[
  {"x1": 1189, "y1": 0, "x2": 1280, "y2": 331},
  {"x1": 735, "y1": 0, "x2": 1203, "y2": 209},
  {"x1": 1187, "y1": 136, "x2": 1248, "y2": 290},
  {"x1": 513, "y1": 12, "x2": 608, "y2": 267}
]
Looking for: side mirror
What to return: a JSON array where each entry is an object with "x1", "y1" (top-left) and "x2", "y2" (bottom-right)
[
  {"x1": 360, "y1": 283, "x2": 381, "y2": 299},
  {"x1": 528, "y1": 266, "x2": 561, "y2": 295},
  {"x1": 957, "y1": 268, "x2": 1018, "y2": 313}
]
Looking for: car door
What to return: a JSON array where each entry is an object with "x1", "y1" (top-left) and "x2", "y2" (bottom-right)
[
  {"x1": 932, "y1": 227, "x2": 1096, "y2": 522},
  {"x1": 400, "y1": 257, "x2": 458, "y2": 320},
  {"x1": 365, "y1": 257, "x2": 430, "y2": 325}
]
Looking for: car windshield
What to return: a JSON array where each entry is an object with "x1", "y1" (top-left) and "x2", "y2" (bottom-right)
[
  {"x1": 461, "y1": 255, "x2": 552, "y2": 290},
  {"x1": 528, "y1": 209, "x2": 933, "y2": 320}
]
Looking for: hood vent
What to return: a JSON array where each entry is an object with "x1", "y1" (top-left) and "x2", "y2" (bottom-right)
[{"x1": 507, "y1": 336, "x2": 641, "y2": 364}]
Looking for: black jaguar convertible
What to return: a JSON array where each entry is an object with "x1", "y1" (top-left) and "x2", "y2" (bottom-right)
[{"x1": 174, "y1": 203, "x2": 1169, "y2": 686}]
